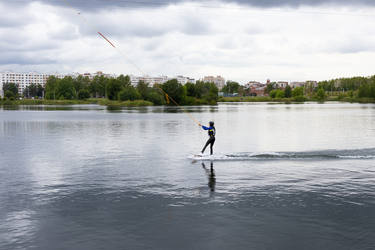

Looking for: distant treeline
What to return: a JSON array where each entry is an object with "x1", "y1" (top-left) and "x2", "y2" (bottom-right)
[
  {"x1": 42, "y1": 74, "x2": 219, "y2": 105},
  {"x1": 260, "y1": 75, "x2": 375, "y2": 101},
  {"x1": 2, "y1": 74, "x2": 375, "y2": 103},
  {"x1": 317, "y1": 75, "x2": 375, "y2": 98}
]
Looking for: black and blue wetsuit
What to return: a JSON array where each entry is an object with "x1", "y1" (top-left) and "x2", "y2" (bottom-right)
[{"x1": 201, "y1": 125, "x2": 216, "y2": 155}]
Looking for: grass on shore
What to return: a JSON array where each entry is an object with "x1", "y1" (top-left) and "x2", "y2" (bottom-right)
[
  {"x1": 0, "y1": 98, "x2": 154, "y2": 106},
  {"x1": 219, "y1": 94, "x2": 375, "y2": 103}
]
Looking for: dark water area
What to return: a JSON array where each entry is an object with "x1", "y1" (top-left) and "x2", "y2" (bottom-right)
[{"x1": 1, "y1": 103, "x2": 375, "y2": 249}]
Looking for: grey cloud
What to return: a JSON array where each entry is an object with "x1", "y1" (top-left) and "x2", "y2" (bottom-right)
[
  {"x1": 0, "y1": 16, "x2": 30, "y2": 29},
  {"x1": 88, "y1": 8, "x2": 213, "y2": 39},
  {"x1": 179, "y1": 18, "x2": 213, "y2": 36},
  {"x1": 222, "y1": 0, "x2": 375, "y2": 8},
  {"x1": 21, "y1": 0, "x2": 375, "y2": 11},
  {"x1": 55, "y1": 0, "x2": 375, "y2": 9},
  {"x1": 0, "y1": 51, "x2": 57, "y2": 65},
  {"x1": 0, "y1": 5, "x2": 34, "y2": 28},
  {"x1": 0, "y1": 29, "x2": 60, "y2": 52}
]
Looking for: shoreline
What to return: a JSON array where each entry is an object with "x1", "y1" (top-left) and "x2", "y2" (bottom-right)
[{"x1": 1, "y1": 96, "x2": 374, "y2": 106}]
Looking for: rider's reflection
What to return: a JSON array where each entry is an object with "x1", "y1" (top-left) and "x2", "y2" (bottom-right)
[{"x1": 202, "y1": 162, "x2": 216, "y2": 192}]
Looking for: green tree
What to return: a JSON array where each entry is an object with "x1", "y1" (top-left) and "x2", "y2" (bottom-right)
[
  {"x1": 358, "y1": 82, "x2": 375, "y2": 99},
  {"x1": 269, "y1": 90, "x2": 278, "y2": 98},
  {"x1": 2, "y1": 82, "x2": 10, "y2": 92},
  {"x1": 3, "y1": 82, "x2": 19, "y2": 97},
  {"x1": 26, "y1": 84, "x2": 37, "y2": 98},
  {"x1": 264, "y1": 82, "x2": 277, "y2": 94},
  {"x1": 106, "y1": 78, "x2": 121, "y2": 100},
  {"x1": 305, "y1": 81, "x2": 314, "y2": 94},
  {"x1": 317, "y1": 88, "x2": 326, "y2": 100},
  {"x1": 329, "y1": 79, "x2": 336, "y2": 91},
  {"x1": 292, "y1": 87, "x2": 304, "y2": 97},
  {"x1": 276, "y1": 90, "x2": 285, "y2": 98},
  {"x1": 222, "y1": 80, "x2": 240, "y2": 94},
  {"x1": 370, "y1": 76, "x2": 375, "y2": 98},
  {"x1": 89, "y1": 75, "x2": 99, "y2": 98},
  {"x1": 45, "y1": 92, "x2": 55, "y2": 100},
  {"x1": 358, "y1": 85, "x2": 367, "y2": 98},
  {"x1": 36, "y1": 84, "x2": 44, "y2": 97},
  {"x1": 238, "y1": 86, "x2": 245, "y2": 97},
  {"x1": 55, "y1": 77, "x2": 76, "y2": 100},
  {"x1": 4, "y1": 90, "x2": 14, "y2": 98},
  {"x1": 194, "y1": 80, "x2": 206, "y2": 99},
  {"x1": 45, "y1": 76, "x2": 58, "y2": 93},
  {"x1": 204, "y1": 82, "x2": 219, "y2": 104},
  {"x1": 147, "y1": 91, "x2": 163, "y2": 105},
  {"x1": 78, "y1": 89, "x2": 90, "y2": 100},
  {"x1": 162, "y1": 79, "x2": 187, "y2": 105},
  {"x1": 97, "y1": 75, "x2": 108, "y2": 98},
  {"x1": 45, "y1": 76, "x2": 58, "y2": 99},
  {"x1": 136, "y1": 80, "x2": 149, "y2": 100},
  {"x1": 340, "y1": 76, "x2": 367, "y2": 91},
  {"x1": 84, "y1": 76, "x2": 91, "y2": 90},
  {"x1": 73, "y1": 75, "x2": 85, "y2": 93},
  {"x1": 185, "y1": 82, "x2": 197, "y2": 97},
  {"x1": 23, "y1": 85, "x2": 31, "y2": 98},
  {"x1": 284, "y1": 85, "x2": 292, "y2": 98},
  {"x1": 118, "y1": 86, "x2": 140, "y2": 101},
  {"x1": 118, "y1": 74, "x2": 131, "y2": 89}
]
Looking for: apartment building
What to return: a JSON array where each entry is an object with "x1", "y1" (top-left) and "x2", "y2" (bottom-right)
[
  {"x1": 0, "y1": 70, "x2": 65, "y2": 96},
  {"x1": 0, "y1": 70, "x2": 122, "y2": 97},
  {"x1": 129, "y1": 75, "x2": 167, "y2": 86},
  {"x1": 169, "y1": 75, "x2": 196, "y2": 85},
  {"x1": 129, "y1": 75, "x2": 195, "y2": 86},
  {"x1": 203, "y1": 76, "x2": 225, "y2": 90},
  {"x1": 305, "y1": 80, "x2": 318, "y2": 87},
  {"x1": 68, "y1": 71, "x2": 117, "y2": 81},
  {"x1": 290, "y1": 82, "x2": 305, "y2": 88}
]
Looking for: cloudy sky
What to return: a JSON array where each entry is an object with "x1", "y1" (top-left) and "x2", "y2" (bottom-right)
[{"x1": 1, "y1": 0, "x2": 375, "y2": 84}]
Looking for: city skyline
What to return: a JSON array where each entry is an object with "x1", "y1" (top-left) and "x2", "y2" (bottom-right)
[
  {"x1": 1, "y1": 0, "x2": 375, "y2": 84},
  {"x1": 1, "y1": 69, "x2": 318, "y2": 87}
]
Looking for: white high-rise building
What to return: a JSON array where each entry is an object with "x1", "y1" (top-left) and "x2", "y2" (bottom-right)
[
  {"x1": 129, "y1": 75, "x2": 168, "y2": 86},
  {"x1": 67, "y1": 71, "x2": 117, "y2": 81},
  {"x1": 129, "y1": 75, "x2": 195, "y2": 86},
  {"x1": 0, "y1": 70, "x2": 64, "y2": 97}
]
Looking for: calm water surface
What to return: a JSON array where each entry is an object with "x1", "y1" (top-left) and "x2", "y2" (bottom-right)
[{"x1": 1, "y1": 102, "x2": 375, "y2": 250}]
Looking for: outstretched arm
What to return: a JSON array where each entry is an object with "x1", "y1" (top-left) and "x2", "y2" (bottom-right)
[{"x1": 201, "y1": 125, "x2": 212, "y2": 130}]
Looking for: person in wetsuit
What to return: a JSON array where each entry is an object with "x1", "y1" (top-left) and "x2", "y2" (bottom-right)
[{"x1": 200, "y1": 121, "x2": 216, "y2": 155}]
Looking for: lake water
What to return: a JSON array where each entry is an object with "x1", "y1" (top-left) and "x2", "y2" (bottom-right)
[{"x1": 1, "y1": 102, "x2": 375, "y2": 250}]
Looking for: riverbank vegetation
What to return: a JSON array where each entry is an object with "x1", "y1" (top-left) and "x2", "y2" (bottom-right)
[
  {"x1": 2, "y1": 74, "x2": 375, "y2": 106},
  {"x1": 42, "y1": 74, "x2": 220, "y2": 106},
  {"x1": 0, "y1": 98, "x2": 154, "y2": 106}
]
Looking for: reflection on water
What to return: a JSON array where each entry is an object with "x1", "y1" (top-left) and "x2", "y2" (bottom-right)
[
  {"x1": 0, "y1": 104, "x2": 100, "y2": 112},
  {"x1": 202, "y1": 162, "x2": 216, "y2": 192},
  {"x1": 1, "y1": 210, "x2": 37, "y2": 246}
]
